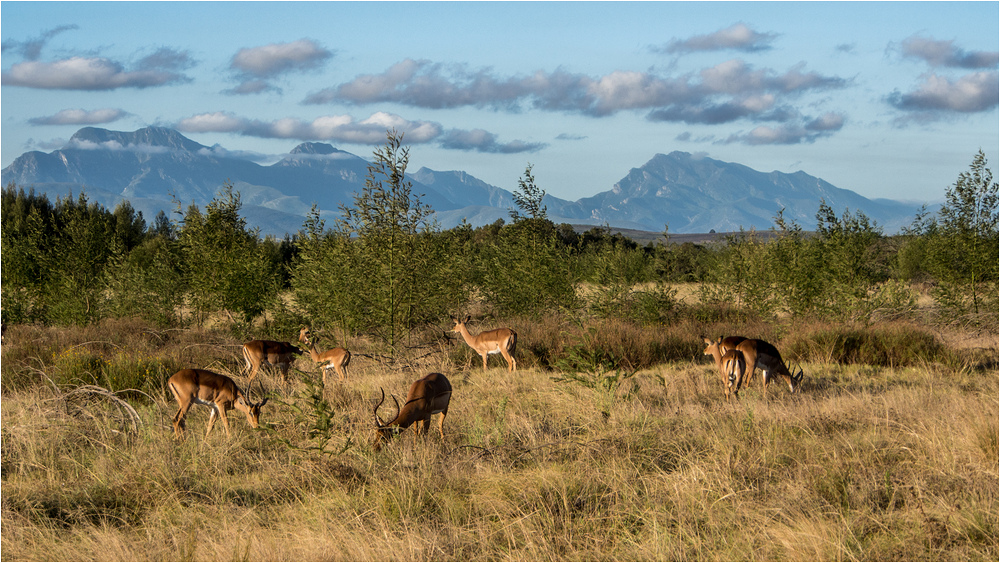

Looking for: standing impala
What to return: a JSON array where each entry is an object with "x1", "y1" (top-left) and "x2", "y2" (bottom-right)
[
  {"x1": 298, "y1": 326, "x2": 351, "y2": 384},
  {"x1": 373, "y1": 372, "x2": 452, "y2": 451},
  {"x1": 735, "y1": 338, "x2": 803, "y2": 397},
  {"x1": 167, "y1": 368, "x2": 268, "y2": 439},
  {"x1": 702, "y1": 336, "x2": 749, "y2": 402},
  {"x1": 451, "y1": 316, "x2": 517, "y2": 372},
  {"x1": 242, "y1": 338, "x2": 301, "y2": 382}
]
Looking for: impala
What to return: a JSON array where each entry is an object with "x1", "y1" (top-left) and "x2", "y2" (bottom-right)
[
  {"x1": 702, "y1": 336, "x2": 749, "y2": 401},
  {"x1": 735, "y1": 338, "x2": 803, "y2": 396},
  {"x1": 242, "y1": 338, "x2": 302, "y2": 382},
  {"x1": 373, "y1": 372, "x2": 452, "y2": 451},
  {"x1": 167, "y1": 368, "x2": 268, "y2": 439},
  {"x1": 298, "y1": 327, "x2": 351, "y2": 384},
  {"x1": 451, "y1": 316, "x2": 517, "y2": 372},
  {"x1": 720, "y1": 348, "x2": 747, "y2": 402}
]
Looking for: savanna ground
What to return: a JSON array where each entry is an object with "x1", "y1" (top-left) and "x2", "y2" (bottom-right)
[{"x1": 1, "y1": 286, "x2": 997, "y2": 561}]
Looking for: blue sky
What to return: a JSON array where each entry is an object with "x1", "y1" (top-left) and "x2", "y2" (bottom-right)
[{"x1": 2, "y1": 1, "x2": 997, "y2": 206}]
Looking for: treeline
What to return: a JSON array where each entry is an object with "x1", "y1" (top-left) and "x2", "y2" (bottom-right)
[{"x1": 2, "y1": 132, "x2": 996, "y2": 344}]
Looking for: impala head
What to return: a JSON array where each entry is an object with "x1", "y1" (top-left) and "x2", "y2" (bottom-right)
[
  {"x1": 299, "y1": 326, "x2": 312, "y2": 344},
  {"x1": 372, "y1": 388, "x2": 402, "y2": 451},
  {"x1": 236, "y1": 381, "x2": 270, "y2": 428},
  {"x1": 701, "y1": 335, "x2": 722, "y2": 356},
  {"x1": 450, "y1": 316, "x2": 471, "y2": 333},
  {"x1": 789, "y1": 363, "x2": 804, "y2": 393},
  {"x1": 237, "y1": 396, "x2": 269, "y2": 428}
]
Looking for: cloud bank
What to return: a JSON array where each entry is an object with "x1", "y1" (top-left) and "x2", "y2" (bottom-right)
[{"x1": 175, "y1": 110, "x2": 542, "y2": 153}]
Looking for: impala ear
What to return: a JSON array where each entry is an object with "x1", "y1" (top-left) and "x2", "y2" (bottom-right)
[{"x1": 464, "y1": 315, "x2": 471, "y2": 323}]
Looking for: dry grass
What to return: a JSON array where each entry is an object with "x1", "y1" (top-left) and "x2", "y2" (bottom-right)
[{"x1": 1, "y1": 318, "x2": 997, "y2": 561}]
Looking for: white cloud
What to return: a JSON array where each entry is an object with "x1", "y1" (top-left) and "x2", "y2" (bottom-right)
[
  {"x1": 230, "y1": 39, "x2": 332, "y2": 77},
  {"x1": 1, "y1": 54, "x2": 190, "y2": 90},
  {"x1": 29, "y1": 108, "x2": 129, "y2": 125},
  {"x1": 655, "y1": 23, "x2": 778, "y2": 54},
  {"x1": 438, "y1": 128, "x2": 545, "y2": 153},
  {"x1": 900, "y1": 35, "x2": 999, "y2": 69},
  {"x1": 889, "y1": 71, "x2": 999, "y2": 113},
  {"x1": 175, "y1": 111, "x2": 442, "y2": 144}
]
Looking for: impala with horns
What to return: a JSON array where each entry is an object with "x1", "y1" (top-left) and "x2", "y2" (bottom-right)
[
  {"x1": 298, "y1": 327, "x2": 351, "y2": 384},
  {"x1": 242, "y1": 338, "x2": 302, "y2": 382},
  {"x1": 735, "y1": 338, "x2": 804, "y2": 396},
  {"x1": 167, "y1": 368, "x2": 268, "y2": 440},
  {"x1": 451, "y1": 316, "x2": 517, "y2": 372},
  {"x1": 373, "y1": 372, "x2": 452, "y2": 451}
]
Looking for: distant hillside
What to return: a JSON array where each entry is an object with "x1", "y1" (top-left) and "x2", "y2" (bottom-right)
[{"x1": 2, "y1": 127, "x2": 923, "y2": 236}]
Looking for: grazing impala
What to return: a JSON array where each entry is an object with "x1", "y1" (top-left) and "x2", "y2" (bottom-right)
[
  {"x1": 242, "y1": 338, "x2": 301, "y2": 382},
  {"x1": 298, "y1": 327, "x2": 351, "y2": 384},
  {"x1": 735, "y1": 338, "x2": 803, "y2": 397},
  {"x1": 167, "y1": 368, "x2": 268, "y2": 439},
  {"x1": 373, "y1": 372, "x2": 452, "y2": 451},
  {"x1": 451, "y1": 316, "x2": 517, "y2": 372},
  {"x1": 702, "y1": 336, "x2": 749, "y2": 401}
]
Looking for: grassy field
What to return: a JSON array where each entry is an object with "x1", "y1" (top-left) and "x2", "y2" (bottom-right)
[{"x1": 1, "y1": 313, "x2": 997, "y2": 561}]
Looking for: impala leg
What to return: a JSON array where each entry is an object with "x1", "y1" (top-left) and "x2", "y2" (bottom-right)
[
  {"x1": 205, "y1": 406, "x2": 219, "y2": 438},
  {"x1": 421, "y1": 417, "x2": 431, "y2": 436},
  {"x1": 501, "y1": 349, "x2": 516, "y2": 372},
  {"x1": 218, "y1": 406, "x2": 232, "y2": 437},
  {"x1": 437, "y1": 411, "x2": 447, "y2": 439},
  {"x1": 172, "y1": 404, "x2": 190, "y2": 439},
  {"x1": 481, "y1": 353, "x2": 489, "y2": 371}
]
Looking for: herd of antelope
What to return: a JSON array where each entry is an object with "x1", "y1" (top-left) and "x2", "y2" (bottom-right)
[{"x1": 168, "y1": 316, "x2": 802, "y2": 448}]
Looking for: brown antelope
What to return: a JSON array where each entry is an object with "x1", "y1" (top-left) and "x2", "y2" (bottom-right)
[
  {"x1": 167, "y1": 368, "x2": 268, "y2": 439},
  {"x1": 298, "y1": 327, "x2": 351, "y2": 384},
  {"x1": 720, "y1": 348, "x2": 747, "y2": 402},
  {"x1": 242, "y1": 339, "x2": 302, "y2": 382},
  {"x1": 702, "y1": 336, "x2": 749, "y2": 401},
  {"x1": 451, "y1": 316, "x2": 517, "y2": 372},
  {"x1": 373, "y1": 372, "x2": 452, "y2": 451},
  {"x1": 735, "y1": 338, "x2": 803, "y2": 397}
]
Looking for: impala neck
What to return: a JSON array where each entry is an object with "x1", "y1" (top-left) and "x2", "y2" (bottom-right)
[
  {"x1": 456, "y1": 323, "x2": 477, "y2": 346},
  {"x1": 306, "y1": 341, "x2": 323, "y2": 362}
]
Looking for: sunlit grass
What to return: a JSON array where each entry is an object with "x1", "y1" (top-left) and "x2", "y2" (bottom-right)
[{"x1": 1, "y1": 318, "x2": 997, "y2": 561}]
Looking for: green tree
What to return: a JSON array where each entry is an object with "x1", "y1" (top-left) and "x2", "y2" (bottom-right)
[
  {"x1": 925, "y1": 150, "x2": 999, "y2": 318},
  {"x1": 293, "y1": 131, "x2": 465, "y2": 355},
  {"x1": 479, "y1": 166, "x2": 576, "y2": 317},
  {"x1": 509, "y1": 163, "x2": 547, "y2": 222},
  {"x1": 177, "y1": 184, "x2": 281, "y2": 324}
]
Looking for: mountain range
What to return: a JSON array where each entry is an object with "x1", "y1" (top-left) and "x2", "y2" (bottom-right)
[{"x1": 1, "y1": 126, "x2": 922, "y2": 237}]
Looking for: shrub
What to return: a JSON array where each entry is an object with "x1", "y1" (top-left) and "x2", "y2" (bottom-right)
[{"x1": 783, "y1": 322, "x2": 949, "y2": 367}]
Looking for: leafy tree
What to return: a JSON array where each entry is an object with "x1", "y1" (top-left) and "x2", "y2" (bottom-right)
[
  {"x1": 811, "y1": 202, "x2": 912, "y2": 323},
  {"x1": 177, "y1": 184, "x2": 281, "y2": 324},
  {"x1": 924, "y1": 150, "x2": 999, "y2": 319},
  {"x1": 509, "y1": 163, "x2": 547, "y2": 222},
  {"x1": 294, "y1": 131, "x2": 465, "y2": 355},
  {"x1": 479, "y1": 166, "x2": 576, "y2": 317}
]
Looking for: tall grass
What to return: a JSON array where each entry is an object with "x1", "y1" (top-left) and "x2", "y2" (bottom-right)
[{"x1": 2, "y1": 317, "x2": 997, "y2": 561}]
